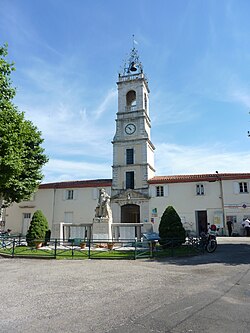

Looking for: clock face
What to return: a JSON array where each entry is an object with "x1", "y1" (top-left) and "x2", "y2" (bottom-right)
[{"x1": 125, "y1": 123, "x2": 136, "y2": 135}]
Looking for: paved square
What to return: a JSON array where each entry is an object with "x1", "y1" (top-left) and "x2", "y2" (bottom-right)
[{"x1": 0, "y1": 238, "x2": 249, "y2": 333}]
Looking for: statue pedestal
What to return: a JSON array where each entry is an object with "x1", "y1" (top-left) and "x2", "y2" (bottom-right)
[{"x1": 92, "y1": 217, "x2": 112, "y2": 241}]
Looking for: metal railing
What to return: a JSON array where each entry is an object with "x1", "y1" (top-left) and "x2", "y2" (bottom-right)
[
  {"x1": 118, "y1": 73, "x2": 144, "y2": 82},
  {"x1": 0, "y1": 236, "x2": 203, "y2": 260},
  {"x1": 125, "y1": 105, "x2": 137, "y2": 112}
]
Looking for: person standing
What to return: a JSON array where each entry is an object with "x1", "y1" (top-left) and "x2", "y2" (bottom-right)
[
  {"x1": 242, "y1": 218, "x2": 250, "y2": 237},
  {"x1": 226, "y1": 220, "x2": 233, "y2": 237}
]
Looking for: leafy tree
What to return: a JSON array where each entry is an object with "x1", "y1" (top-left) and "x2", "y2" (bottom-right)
[
  {"x1": 158, "y1": 206, "x2": 186, "y2": 246},
  {"x1": 26, "y1": 210, "x2": 49, "y2": 246},
  {"x1": 0, "y1": 43, "x2": 48, "y2": 210}
]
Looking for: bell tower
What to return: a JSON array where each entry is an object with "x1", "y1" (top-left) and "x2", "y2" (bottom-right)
[{"x1": 111, "y1": 45, "x2": 155, "y2": 225}]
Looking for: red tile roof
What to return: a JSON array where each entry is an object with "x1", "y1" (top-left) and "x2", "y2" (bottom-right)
[
  {"x1": 39, "y1": 173, "x2": 250, "y2": 189},
  {"x1": 39, "y1": 179, "x2": 112, "y2": 189},
  {"x1": 148, "y1": 173, "x2": 250, "y2": 184}
]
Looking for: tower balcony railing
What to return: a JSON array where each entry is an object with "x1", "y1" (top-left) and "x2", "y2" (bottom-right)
[
  {"x1": 125, "y1": 105, "x2": 137, "y2": 112},
  {"x1": 118, "y1": 72, "x2": 144, "y2": 82}
]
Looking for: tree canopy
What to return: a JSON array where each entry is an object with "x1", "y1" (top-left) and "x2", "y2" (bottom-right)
[{"x1": 0, "y1": 43, "x2": 48, "y2": 208}]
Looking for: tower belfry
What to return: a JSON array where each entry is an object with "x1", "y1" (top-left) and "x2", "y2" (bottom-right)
[{"x1": 111, "y1": 45, "x2": 155, "y2": 225}]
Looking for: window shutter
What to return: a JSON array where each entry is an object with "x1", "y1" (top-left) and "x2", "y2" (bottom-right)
[
  {"x1": 73, "y1": 189, "x2": 77, "y2": 200},
  {"x1": 164, "y1": 185, "x2": 169, "y2": 197},
  {"x1": 233, "y1": 182, "x2": 239, "y2": 194}
]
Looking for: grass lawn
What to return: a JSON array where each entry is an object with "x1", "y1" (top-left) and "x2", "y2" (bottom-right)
[
  {"x1": 0, "y1": 245, "x2": 54, "y2": 257},
  {"x1": 0, "y1": 244, "x2": 199, "y2": 259}
]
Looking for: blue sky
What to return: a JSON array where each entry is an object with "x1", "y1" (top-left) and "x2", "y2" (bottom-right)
[{"x1": 1, "y1": 0, "x2": 250, "y2": 183}]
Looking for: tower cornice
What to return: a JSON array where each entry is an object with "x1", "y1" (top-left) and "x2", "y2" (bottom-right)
[
  {"x1": 115, "y1": 109, "x2": 151, "y2": 124},
  {"x1": 111, "y1": 138, "x2": 155, "y2": 150},
  {"x1": 117, "y1": 73, "x2": 150, "y2": 93}
]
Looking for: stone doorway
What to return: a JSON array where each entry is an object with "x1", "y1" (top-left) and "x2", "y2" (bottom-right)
[
  {"x1": 120, "y1": 204, "x2": 140, "y2": 239},
  {"x1": 196, "y1": 210, "x2": 208, "y2": 235},
  {"x1": 121, "y1": 204, "x2": 140, "y2": 223}
]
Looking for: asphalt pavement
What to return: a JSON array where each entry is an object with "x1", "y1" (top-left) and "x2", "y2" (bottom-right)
[{"x1": 0, "y1": 237, "x2": 249, "y2": 333}]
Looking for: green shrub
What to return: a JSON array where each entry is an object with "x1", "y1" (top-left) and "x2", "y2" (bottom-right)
[
  {"x1": 26, "y1": 210, "x2": 49, "y2": 246},
  {"x1": 158, "y1": 206, "x2": 186, "y2": 247}
]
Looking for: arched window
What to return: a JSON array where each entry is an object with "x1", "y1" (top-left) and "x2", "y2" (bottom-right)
[{"x1": 126, "y1": 90, "x2": 136, "y2": 110}]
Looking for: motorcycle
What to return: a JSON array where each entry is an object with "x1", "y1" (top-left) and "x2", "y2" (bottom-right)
[{"x1": 200, "y1": 231, "x2": 217, "y2": 253}]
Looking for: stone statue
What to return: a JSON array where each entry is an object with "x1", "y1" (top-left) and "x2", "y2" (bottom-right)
[
  {"x1": 93, "y1": 189, "x2": 113, "y2": 240},
  {"x1": 95, "y1": 189, "x2": 112, "y2": 219}
]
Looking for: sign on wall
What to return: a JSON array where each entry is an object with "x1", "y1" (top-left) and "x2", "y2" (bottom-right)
[
  {"x1": 152, "y1": 208, "x2": 157, "y2": 217},
  {"x1": 213, "y1": 211, "x2": 223, "y2": 228}
]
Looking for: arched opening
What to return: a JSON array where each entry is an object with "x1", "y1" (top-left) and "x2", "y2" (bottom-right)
[
  {"x1": 126, "y1": 90, "x2": 136, "y2": 108},
  {"x1": 121, "y1": 204, "x2": 140, "y2": 223},
  {"x1": 120, "y1": 204, "x2": 141, "y2": 239}
]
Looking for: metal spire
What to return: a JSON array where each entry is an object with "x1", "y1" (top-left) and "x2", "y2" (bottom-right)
[{"x1": 120, "y1": 36, "x2": 143, "y2": 76}]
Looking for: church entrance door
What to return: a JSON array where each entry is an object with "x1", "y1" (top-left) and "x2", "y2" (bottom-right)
[
  {"x1": 121, "y1": 204, "x2": 140, "y2": 223},
  {"x1": 120, "y1": 204, "x2": 140, "y2": 240}
]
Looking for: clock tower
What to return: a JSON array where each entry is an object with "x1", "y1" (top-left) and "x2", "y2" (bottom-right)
[{"x1": 111, "y1": 46, "x2": 155, "y2": 225}]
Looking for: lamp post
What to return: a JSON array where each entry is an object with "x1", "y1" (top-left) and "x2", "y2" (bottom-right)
[{"x1": 215, "y1": 171, "x2": 226, "y2": 235}]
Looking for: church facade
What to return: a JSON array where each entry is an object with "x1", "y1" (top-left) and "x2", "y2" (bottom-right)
[{"x1": 4, "y1": 47, "x2": 250, "y2": 238}]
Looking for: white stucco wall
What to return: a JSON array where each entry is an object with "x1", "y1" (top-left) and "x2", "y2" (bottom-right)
[
  {"x1": 149, "y1": 179, "x2": 250, "y2": 236},
  {"x1": 5, "y1": 186, "x2": 112, "y2": 238},
  {"x1": 4, "y1": 178, "x2": 250, "y2": 238}
]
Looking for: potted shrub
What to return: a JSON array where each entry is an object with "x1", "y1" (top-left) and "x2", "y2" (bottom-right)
[
  {"x1": 107, "y1": 242, "x2": 114, "y2": 250},
  {"x1": 80, "y1": 241, "x2": 86, "y2": 249}
]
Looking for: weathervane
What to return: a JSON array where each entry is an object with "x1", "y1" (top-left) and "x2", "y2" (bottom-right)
[{"x1": 132, "y1": 34, "x2": 137, "y2": 49}]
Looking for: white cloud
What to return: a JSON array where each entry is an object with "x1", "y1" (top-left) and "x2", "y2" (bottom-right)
[
  {"x1": 42, "y1": 140, "x2": 250, "y2": 183},
  {"x1": 43, "y1": 159, "x2": 112, "y2": 183},
  {"x1": 5, "y1": 2, "x2": 250, "y2": 185},
  {"x1": 0, "y1": 4, "x2": 36, "y2": 46},
  {"x1": 230, "y1": 88, "x2": 250, "y2": 109},
  {"x1": 151, "y1": 91, "x2": 199, "y2": 125},
  {"x1": 94, "y1": 89, "x2": 117, "y2": 119},
  {"x1": 155, "y1": 142, "x2": 250, "y2": 175},
  {"x1": 14, "y1": 53, "x2": 117, "y2": 159}
]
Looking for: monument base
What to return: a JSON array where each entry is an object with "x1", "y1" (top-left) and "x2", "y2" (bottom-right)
[{"x1": 92, "y1": 217, "x2": 112, "y2": 241}]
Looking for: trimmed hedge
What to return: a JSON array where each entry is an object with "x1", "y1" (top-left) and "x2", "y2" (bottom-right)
[
  {"x1": 26, "y1": 210, "x2": 49, "y2": 246},
  {"x1": 159, "y1": 206, "x2": 186, "y2": 247}
]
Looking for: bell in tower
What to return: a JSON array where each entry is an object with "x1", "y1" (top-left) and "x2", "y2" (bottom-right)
[
  {"x1": 129, "y1": 61, "x2": 137, "y2": 72},
  {"x1": 121, "y1": 37, "x2": 144, "y2": 75}
]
